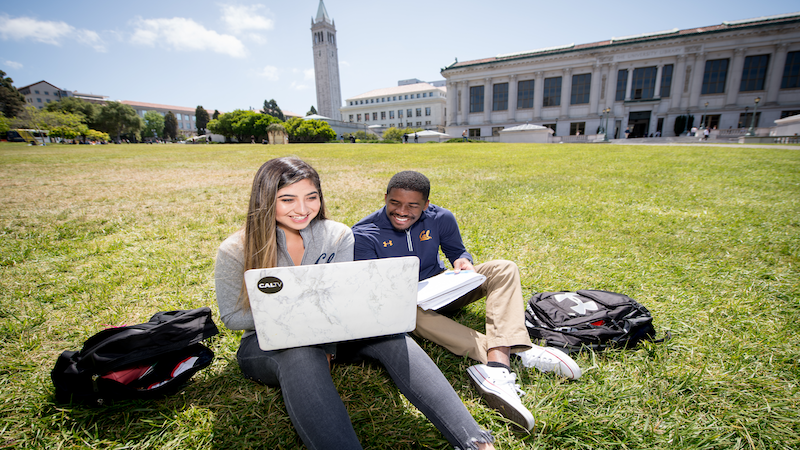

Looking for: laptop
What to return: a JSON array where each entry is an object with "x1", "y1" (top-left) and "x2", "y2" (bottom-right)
[{"x1": 244, "y1": 256, "x2": 419, "y2": 351}]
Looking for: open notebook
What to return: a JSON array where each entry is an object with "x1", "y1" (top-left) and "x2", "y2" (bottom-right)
[{"x1": 244, "y1": 256, "x2": 419, "y2": 351}]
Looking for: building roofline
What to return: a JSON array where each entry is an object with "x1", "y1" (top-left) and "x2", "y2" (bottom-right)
[
  {"x1": 442, "y1": 12, "x2": 800, "y2": 73},
  {"x1": 16, "y1": 80, "x2": 62, "y2": 91}
]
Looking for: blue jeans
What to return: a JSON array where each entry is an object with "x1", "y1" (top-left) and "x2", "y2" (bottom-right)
[{"x1": 237, "y1": 333, "x2": 492, "y2": 450}]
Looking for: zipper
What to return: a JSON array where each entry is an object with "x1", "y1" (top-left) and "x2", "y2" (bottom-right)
[{"x1": 405, "y1": 229, "x2": 413, "y2": 251}]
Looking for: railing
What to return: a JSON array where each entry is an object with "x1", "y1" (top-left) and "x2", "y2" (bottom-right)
[
  {"x1": 772, "y1": 136, "x2": 799, "y2": 144},
  {"x1": 552, "y1": 135, "x2": 590, "y2": 143}
]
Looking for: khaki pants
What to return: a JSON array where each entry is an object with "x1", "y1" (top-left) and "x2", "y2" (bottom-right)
[{"x1": 413, "y1": 260, "x2": 532, "y2": 364}]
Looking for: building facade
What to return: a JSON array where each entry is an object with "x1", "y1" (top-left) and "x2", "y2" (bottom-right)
[
  {"x1": 17, "y1": 81, "x2": 72, "y2": 109},
  {"x1": 339, "y1": 81, "x2": 447, "y2": 133},
  {"x1": 121, "y1": 101, "x2": 207, "y2": 137},
  {"x1": 311, "y1": 0, "x2": 343, "y2": 121},
  {"x1": 440, "y1": 13, "x2": 800, "y2": 140}
]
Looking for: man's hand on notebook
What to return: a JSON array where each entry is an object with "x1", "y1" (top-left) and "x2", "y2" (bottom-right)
[{"x1": 453, "y1": 258, "x2": 474, "y2": 274}]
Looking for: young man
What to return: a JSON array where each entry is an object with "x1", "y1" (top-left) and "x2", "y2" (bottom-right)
[{"x1": 352, "y1": 171, "x2": 581, "y2": 431}]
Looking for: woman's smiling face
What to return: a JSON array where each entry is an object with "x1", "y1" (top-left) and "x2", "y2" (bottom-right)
[{"x1": 274, "y1": 178, "x2": 320, "y2": 233}]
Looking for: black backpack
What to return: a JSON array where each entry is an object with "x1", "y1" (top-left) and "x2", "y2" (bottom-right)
[
  {"x1": 525, "y1": 290, "x2": 668, "y2": 353},
  {"x1": 52, "y1": 307, "x2": 219, "y2": 405}
]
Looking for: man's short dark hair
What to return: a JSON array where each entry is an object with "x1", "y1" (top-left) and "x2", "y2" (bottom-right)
[{"x1": 386, "y1": 171, "x2": 430, "y2": 201}]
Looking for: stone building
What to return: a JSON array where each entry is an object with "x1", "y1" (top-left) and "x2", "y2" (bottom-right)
[
  {"x1": 311, "y1": 0, "x2": 343, "y2": 121},
  {"x1": 340, "y1": 80, "x2": 448, "y2": 134},
  {"x1": 440, "y1": 12, "x2": 800, "y2": 140}
]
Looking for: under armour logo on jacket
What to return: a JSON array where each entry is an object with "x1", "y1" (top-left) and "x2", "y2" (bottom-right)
[
  {"x1": 554, "y1": 293, "x2": 599, "y2": 315},
  {"x1": 383, "y1": 240, "x2": 393, "y2": 247}
]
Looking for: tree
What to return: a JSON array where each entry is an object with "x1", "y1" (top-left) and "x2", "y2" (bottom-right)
[
  {"x1": 142, "y1": 111, "x2": 165, "y2": 139},
  {"x1": 212, "y1": 110, "x2": 220, "y2": 120},
  {"x1": 195, "y1": 106, "x2": 210, "y2": 135},
  {"x1": 381, "y1": 127, "x2": 422, "y2": 142},
  {"x1": 0, "y1": 70, "x2": 26, "y2": 119},
  {"x1": 0, "y1": 113, "x2": 9, "y2": 135},
  {"x1": 96, "y1": 102, "x2": 141, "y2": 142},
  {"x1": 163, "y1": 111, "x2": 178, "y2": 140},
  {"x1": 306, "y1": 105, "x2": 317, "y2": 116},
  {"x1": 673, "y1": 115, "x2": 695, "y2": 136},
  {"x1": 261, "y1": 99, "x2": 285, "y2": 122},
  {"x1": 44, "y1": 97, "x2": 98, "y2": 128},
  {"x1": 283, "y1": 117, "x2": 336, "y2": 143}
]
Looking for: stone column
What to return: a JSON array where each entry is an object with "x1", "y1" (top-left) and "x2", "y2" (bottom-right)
[
  {"x1": 484, "y1": 77, "x2": 492, "y2": 124},
  {"x1": 670, "y1": 55, "x2": 687, "y2": 111},
  {"x1": 624, "y1": 66, "x2": 634, "y2": 101},
  {"x1": 726, "y1": 48, "x2": 747, "y2": 107},
  {"x1": 460, "y1": 80, "x2": 470, "y2": 125},
  {"x1": 589, "y1": 64, "x2": 601, "y2": 115},
  {"x1": 688, "y1": 52, "x2": 706, "y2": 109},
  {"x1": 448, "y1": 81, "x2": 458, "y2": 126},
  {"x1": 766, "y1": 43, "x2": 790, "y2": 105},
  {"x1": 606, "y1": 63, "x2": 618, "y2": 110},
  {"x1": 508, "y1": 75, "x2": 518, "y2": 122},
  {"x1": 560, "y1": 68, "x2": 571, "y2": 118},
  {"x1": 533, "y1": 71, "x2": 544, "y2": 120},
  {"x1": 654, "y1": 64, "x2": 664, "y2": 98}
]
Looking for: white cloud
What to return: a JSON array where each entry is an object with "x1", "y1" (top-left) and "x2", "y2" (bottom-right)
[
  {"x1": 221, "y1": 5, "x2": 274, "y2": 32},
  {"x1": 0, "y1": 15, "x2": 106, "y2": 51},
  {"x1": 131, "y1": 17, "x2": 246, "y2": 58},
  {"x1": 291, "y1": 81, "x2": 310, "y2": 91},
  {"x1": 221, "y1": 4, "x2": 273, "y2": 44},
  {"x1": 5, "y1": 60, "x2": 23, "y2": 70},
  {"x1": 304, "y1": 69, "x2": 314, "y2": 81},
  {"x1": 258, "y1": 65, "x2": 279, "y2": 81}
]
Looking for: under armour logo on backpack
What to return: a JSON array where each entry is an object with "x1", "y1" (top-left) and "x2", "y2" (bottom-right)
[{"x1": 554, "y1": 293, "x2": 599, "y2": 315}]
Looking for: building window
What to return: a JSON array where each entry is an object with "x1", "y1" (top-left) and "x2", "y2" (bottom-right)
[
  {"x1": 542, "y1": 77, "x2": 561, "y2": 107},
  {"x1": 740, "y1": 55, "x2": 770, "y2": 92},
  {"x1": 615, "y1": 69, "x2": 628, "y2": 101},
  {"x1": 357, "y1": 114, "x2": 361, "y2": 122},
  {"x1": 381, "y1": 111, "x2": 386, "y2": 120},
  {"x1": 469, "y1": 86, "x2": 484, "y2": 113},
  {"x1": 365, "y1": 114, "x2": 370, "y2": 121},
  {"x1": 570, "y1": 74, "x2": 591, "y2": 104},
  {"x1": 398, "y1": 110, "x2": 403, "y2": 118},
  {"x1": 782, "y1": 51, "x2": 800, "y2": 89},
  {"x1": 423, "y1": 93, "x2": 427, "y2": 98},
  {"x1": 44, "y1": 91, "x2": 49, "y2": 95},
  {"x1": 416, "y1": 121, "x2": 421, "y2": 126},
  {"x1": 701, "y1": 114, "x2": 720, "y2": 129},
  {"x1": 702, "y1": 59, "x2": 729, "y2": 94},
  {"x1": 631, "y1": 67, "x2": 656, "y2": 99},
  {"x1": 415, "y1": 108, "x2": 421, "y2": 117},
  {"x1": 405, "y1": 95, "x2": 408, "y2": 99},
  {"x1": 37, "y1": 98, "x2": 42, "y2": 103},
  {"x1": 407, "y1": 109, "x2": 412, "y2": 117},
  {"x1": 373, "y1": 112, "x2": 377, "y2": 120},
  {"x1": 425, "y1": 121, "x2": 431, "y2": 125},
  {"x1": 492, "y1": 126, "x2": 504, "y2": 136},
  {"x1": 738, "y1": 112, "x2": 761, "y2": 128},
  {"x1": 469, "y1": 128, "x2": 480, "y2": 137},
  {"x1": 417, "y1": 94, "x2": 420, "y2": 98},
  {"x1": 425, "y1": 107, "x2": 431, "y2": 116},
  {"x1": 389, "y1": 110, "x2": 394, "y2": 119},
  {"x1": 35, "y1": 90, "x2": 39, "y2": 94},
  {"x1": 543, "y1": 123, "x2": 556, "y2": 134},
  {"x1": 780, "y1": 110, "x2": 800, "y2": 119},
  {"x1": 517, "y1": 80, "x2": 534, "y2": 109},
  {"x1": 349, "y1": 114, "x2": 354, "y2": 122},
  {"x1": 492, "y1": 82, "x2": 508, "y2": 111},
  {"x1": 569, "y1": 122, "x2": 586, "y2": 135},
  {"x1": 660, "y1": 64, "x2": 674, "y2": 97}
]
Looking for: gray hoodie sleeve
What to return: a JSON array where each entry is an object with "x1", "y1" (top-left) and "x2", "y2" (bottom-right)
[{"x1": 214, "y1": 230, "x2": 256, "y2": 331}]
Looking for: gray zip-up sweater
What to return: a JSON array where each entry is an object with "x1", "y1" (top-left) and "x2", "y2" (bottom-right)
[{"x1": 215, "y1": 219, "x2": 354, "y2": 337}]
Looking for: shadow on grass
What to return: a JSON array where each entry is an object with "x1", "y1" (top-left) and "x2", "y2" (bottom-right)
[{"x1": 39, "y1": 353, "x2": 453, "y2": 449}]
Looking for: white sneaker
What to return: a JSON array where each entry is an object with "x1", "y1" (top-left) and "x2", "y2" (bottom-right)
[
  {"x1": 466, "y1": 364, "x2": 535, "y2": 431},
  {"x1": 517, "y1": 345, "x2": 582, "y2": 380}
]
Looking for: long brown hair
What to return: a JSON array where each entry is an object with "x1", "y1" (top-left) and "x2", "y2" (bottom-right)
[{"x1": 239, "y1": 157, "x2": 327, "y2": 310}]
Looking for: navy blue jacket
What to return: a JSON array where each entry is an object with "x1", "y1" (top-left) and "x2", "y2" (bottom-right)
[{"x1": 352, "y1": 204, "x2": 472, "y2": 281}]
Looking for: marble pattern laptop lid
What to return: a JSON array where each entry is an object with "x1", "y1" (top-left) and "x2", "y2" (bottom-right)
[{"x1": 244, "y1": 256, "x2": 419, "y2": 351}]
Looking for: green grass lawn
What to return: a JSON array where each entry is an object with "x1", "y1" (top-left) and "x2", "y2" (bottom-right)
[{"x1": 1, "y1": 142, "x2": 798, "y2": 449}]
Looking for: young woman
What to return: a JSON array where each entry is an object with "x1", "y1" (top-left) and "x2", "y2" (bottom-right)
[{"x1": 215, "y1": 157, "x2": 496, "y2": 450}]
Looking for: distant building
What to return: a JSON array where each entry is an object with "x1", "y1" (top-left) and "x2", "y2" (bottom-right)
[
  {"x1": 121, "y1": 101, "x2": 210, "y2": 137},
  {"x1": 340, "y1": 81, "x2": 448, "y2": 133},
  {"x1": 311, "y1": 0, "x2": 343, "y2": 121},
  {"x1": 17, "y1": 81, "x2": 71, "y2": 109},
  {"x1": 440, "y1": 12, "x2": 800, "y2": 140}
]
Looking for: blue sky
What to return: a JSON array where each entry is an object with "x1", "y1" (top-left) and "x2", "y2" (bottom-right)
[{"x1": 1, "y1": 0, "x2": 797, "y2": 116}]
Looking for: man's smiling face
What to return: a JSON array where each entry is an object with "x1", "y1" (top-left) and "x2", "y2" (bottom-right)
[{"x1": 384, "y1": 188, "x2": 429, "y2": 231}]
